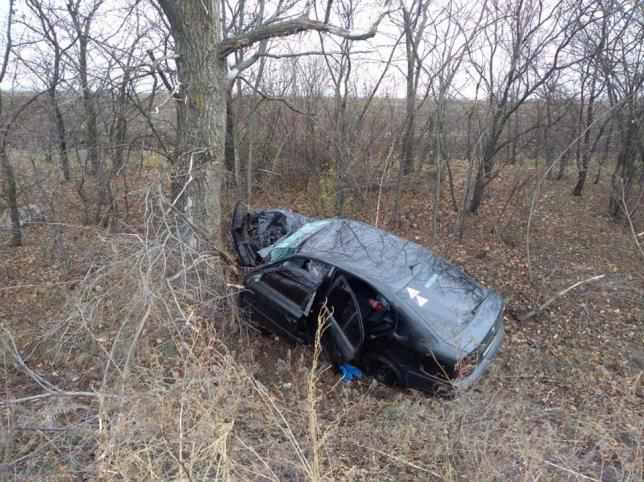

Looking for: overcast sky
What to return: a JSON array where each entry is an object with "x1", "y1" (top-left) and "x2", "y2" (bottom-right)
[{"x1": 0, "y1": 0, "x2": 578, "y2": 102}]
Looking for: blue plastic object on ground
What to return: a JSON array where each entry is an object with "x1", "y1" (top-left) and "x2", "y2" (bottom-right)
[{"x1": 338, "y1": 363, "x2": 364, "y2": 382}]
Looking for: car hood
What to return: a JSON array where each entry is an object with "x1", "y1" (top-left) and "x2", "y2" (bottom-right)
[{"x1": 396, "y1": 256, "x2": 503, "y2": 350}]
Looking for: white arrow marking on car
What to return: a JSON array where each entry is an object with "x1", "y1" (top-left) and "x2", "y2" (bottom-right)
[{"x1": 407, "y1": 287, "x2": 428, "y2": 307}]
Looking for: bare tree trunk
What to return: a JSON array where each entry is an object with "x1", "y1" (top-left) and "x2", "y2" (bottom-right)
[
  {"x1": 609, "y1": 117, "x2": 638, "y2": 219},
  {"x1": 111, "y1": 74, "x2": 129, "y2": 176},
  {"x1": 431, "y1": 103, "x2": 443, "y2": 244},
  {"x1": 466, "y1": 167, "x2": 485, "y2": 214},
  {"x1": 400, "y1": 79, "x2": 416, "y2": 176},
  {"x1": 595, "y1": 124, "x2": 613, "y2": 184},
  {"x1": 79, "y1": 33, "x2": 99, "y2": 175},
  {"x1": 50, "y1": 92, "x2": 70, "y2": 181},
  {"x1": 399, "y1": 14, "x2": 417, "y2": 178},
  {"x1": 573, "y1": 77, "x2": 596, "y2": 196},
  {"x1": 543, "y1": 97, "x2": 556, "y2": 178},
  {"x1": 556, "y1": 152, "x2": 568, "y2": 179},
  {"x1": 225, "y1": 89, "x2": 236, "y2": 179},
  {"x1": 160, "y1": 0, "x2": 226, "y2": 251},
  {"x1": 0, "y1": 149, "x2": 21, "y2": 246},
  {"x1": 508, "y1": 112, "x2": 519, "y2": 163},
  {"x1": 245, "y1": 55, "x2": 267, "y2": 208},
  {"x1": 0, "y1": 0, "x2": 20, "y2": 246}
]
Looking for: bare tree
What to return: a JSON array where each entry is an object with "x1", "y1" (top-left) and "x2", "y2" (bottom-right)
[
  {"x1": 424, "y1": 0, "x2": 481, "y2": 241},
  {"x1": 596, "y1": 1, "x2": 644, "y2": 218},
  {"x1": 24, "y1": 0, "x2": 77, "y2": 181},
  {"x1": 568, "y1": 2, "x2": 609, "y2": 196},
  {"x1": 463, "y1": 0, "x2": 589, "y2": 214},
  {"x1": 65, "y1": 0, "x2": 104, "y2": 176},
  {"x1": 395, "y1": 0, "x2": 432, "y2": 177},
  {"x1": 154, "y1": 0, "x2": 387, "y2": 251}
]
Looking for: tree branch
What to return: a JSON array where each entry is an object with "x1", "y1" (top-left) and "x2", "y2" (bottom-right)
[
  {"x1": 218, "y1": 12, "x2": 387, "y2": 58},
  {"x1": 520, "y1": 274, "x2": 606, "y2": 322}
]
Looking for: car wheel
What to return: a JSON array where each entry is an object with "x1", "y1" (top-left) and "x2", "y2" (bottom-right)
[{"x1": 370, "y1": 357, "x2": 401, "y2": 387}]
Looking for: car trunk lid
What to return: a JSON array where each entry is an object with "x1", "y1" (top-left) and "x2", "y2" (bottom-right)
[{"x1": 396, "y1": 257, "x2": 493, "y2": 342}]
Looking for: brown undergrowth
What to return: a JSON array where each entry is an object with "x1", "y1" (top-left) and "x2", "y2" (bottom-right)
[{"x1": 1, "y1": 161, "x2": 642, "y2": 481}]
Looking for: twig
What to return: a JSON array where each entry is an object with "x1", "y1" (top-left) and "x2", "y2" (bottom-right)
[
  {"x1": 520, "y1": 274, "x2": 606, "y2": 321},
  {"x1": 0, "y1": 325, "x2": 108, "y2": 407},
  {"x1": 544, "y1": 460, "x2": 600, "y2": 482},
  {"x1": 353, "y1": 441, "x2": 441, "y2": 478},
  {"x1": 0, "y1": 279, "x2": 81, "y2": 292},
  {"x1": 375, "y1": 140, "x2": 396, "y2": 228},
  {"x1": 168, "y1": 149, "x2": 201, "y2": 211}
]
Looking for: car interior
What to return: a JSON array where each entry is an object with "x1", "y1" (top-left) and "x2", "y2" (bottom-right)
[{"x1": 252, "y1": 255, "x2": 397, "y2": 363}]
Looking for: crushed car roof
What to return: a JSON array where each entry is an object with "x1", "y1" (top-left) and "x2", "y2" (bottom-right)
[
  {"x1": 296, "y1": 219, "x2": 495, "y2": 343},
  {"x1": 298, "y1": 219, "x2": 428, "y2": 290}
]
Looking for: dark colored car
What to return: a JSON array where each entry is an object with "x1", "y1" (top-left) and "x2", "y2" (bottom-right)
[{"x1": 231, "y1": 203, "x2": 504, "y2": 392}]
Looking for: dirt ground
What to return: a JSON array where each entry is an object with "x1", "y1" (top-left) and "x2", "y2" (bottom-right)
[{"x1": 1, "y1": 163, "x2": 643, "y2": 481}]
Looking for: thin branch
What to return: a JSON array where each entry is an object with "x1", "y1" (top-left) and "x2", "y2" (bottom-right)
[
  {"x1": 238, "y1": 76, "x2": 311, "y2": 115},
  {"x1": 520, "y1": 274, "x2": 606, "y2": 322},
  {"x1": 543, "y1": 460, "x2": 600, "y2": 482}
]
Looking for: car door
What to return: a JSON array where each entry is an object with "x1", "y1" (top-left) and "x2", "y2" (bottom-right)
[
  {"x1": 322, "y1": 276, "x2": 365, "y2": 364},
  {"x1": 243, "y1": 258, "x2": 322, "y2": 342}
]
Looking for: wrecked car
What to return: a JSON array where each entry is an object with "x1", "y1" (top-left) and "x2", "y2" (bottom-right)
[{"x1": 231, "y1": 203, "x2": 504, "y2": 392}]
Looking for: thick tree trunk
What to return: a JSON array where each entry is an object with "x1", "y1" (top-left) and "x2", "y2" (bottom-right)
[{"x1": 161, "y1": 0, "x2": 226, "y2": 251}]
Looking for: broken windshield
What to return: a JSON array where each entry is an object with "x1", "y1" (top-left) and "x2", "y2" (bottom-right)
[{"x1": 260, "y1": 219, "x2": 332, "y2": 262}]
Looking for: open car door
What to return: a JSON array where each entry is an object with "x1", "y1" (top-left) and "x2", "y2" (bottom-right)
[
  {"x1": 322, "y1": 276, "x2": 365, "y2": 364},
  {"x1": 243, "y1": 258, "x2": 324, "y2": 342}
]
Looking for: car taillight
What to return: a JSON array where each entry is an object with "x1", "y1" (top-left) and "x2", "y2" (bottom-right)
[{"x1": 455, "y1": 352, "x2": 478, "y2": 379}]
